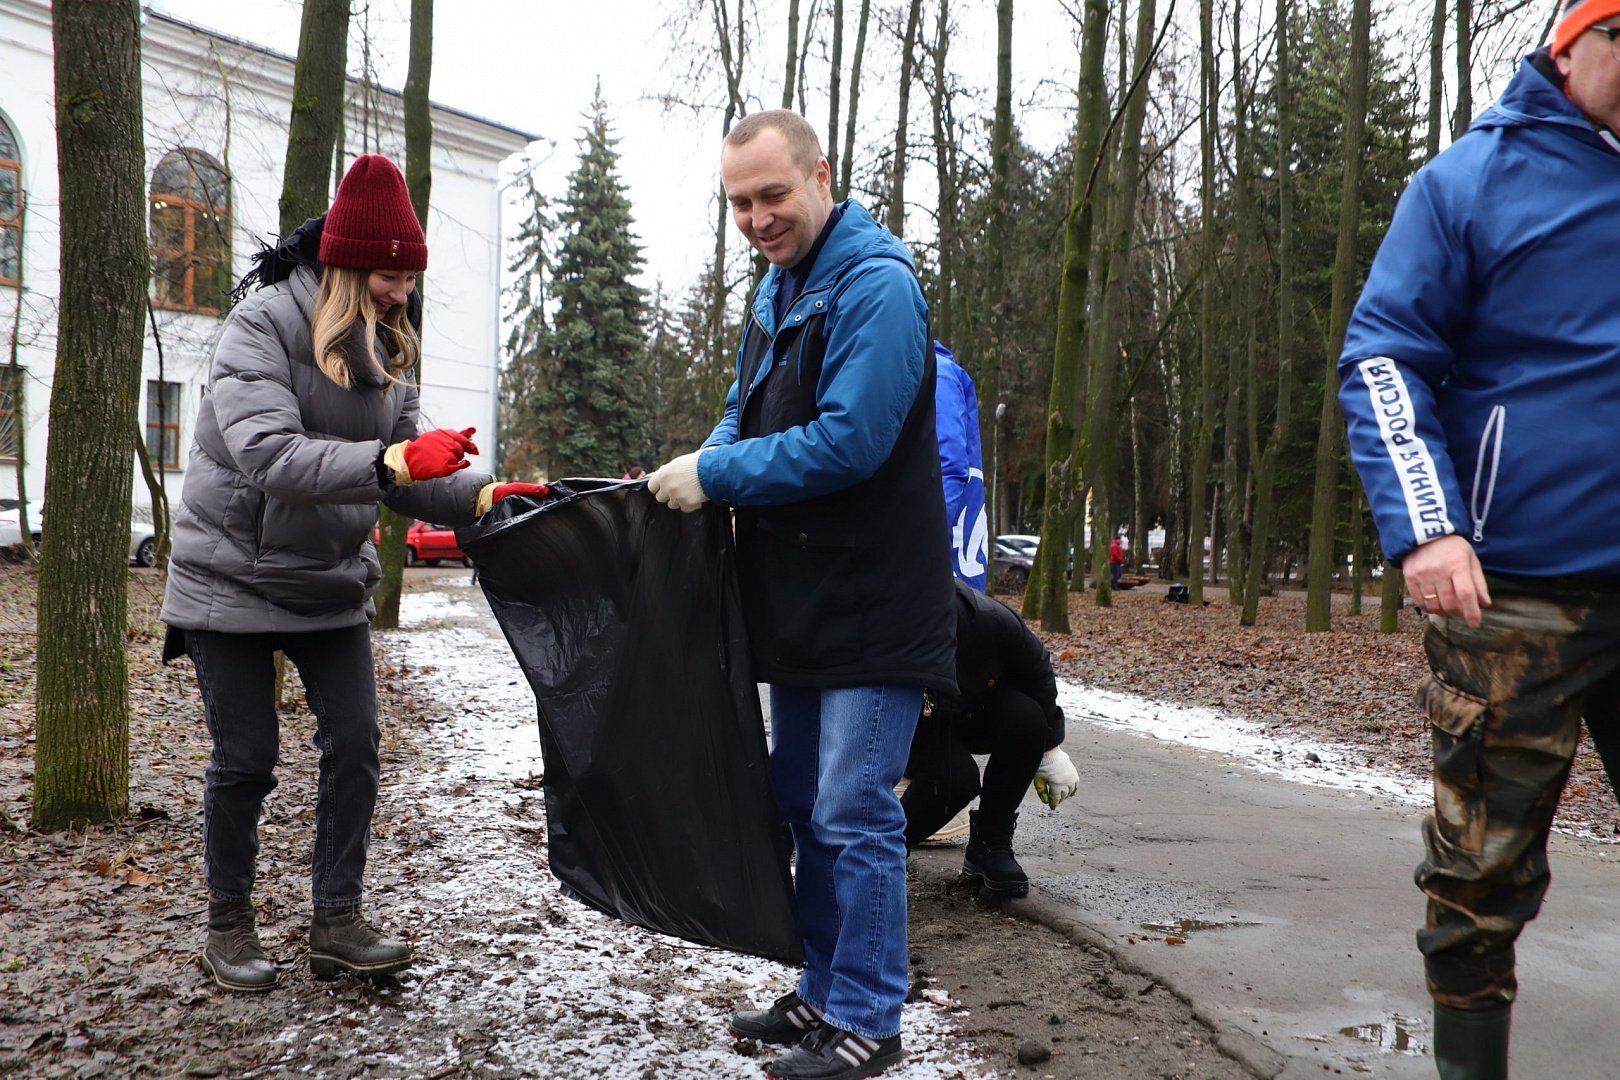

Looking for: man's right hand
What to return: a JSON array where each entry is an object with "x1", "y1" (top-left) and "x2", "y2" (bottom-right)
[
  {"x1": 648, "y1": 449, "x2": 711, "y2": 512},
  {"x1": 1401, "y1": 533, "x2": 1490, "y2": 628}
]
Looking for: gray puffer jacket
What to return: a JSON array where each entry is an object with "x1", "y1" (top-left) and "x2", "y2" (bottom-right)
[{"x1": 161, "y1": 266, "x2": 491, "y2": 632}]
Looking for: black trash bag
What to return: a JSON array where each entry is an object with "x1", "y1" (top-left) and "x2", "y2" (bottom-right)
[{"x1": 456, "y1": 478, "x2": 803, "y2": 964}]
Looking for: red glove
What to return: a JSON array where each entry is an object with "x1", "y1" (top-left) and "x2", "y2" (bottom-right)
[
  {"x1": 477, "y1": 481, "x2": 550, "y2": 515},
  {"x1": 492, "y1": 482, "x2": 550, "y2": 504},
  {"x1": 399, "y1": 427, "x2": 478, "y2": 482}
]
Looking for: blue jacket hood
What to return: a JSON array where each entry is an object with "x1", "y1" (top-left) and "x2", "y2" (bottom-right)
[{"x1": 1470, "y1": 53, "x2": 1595, "y2": 138}]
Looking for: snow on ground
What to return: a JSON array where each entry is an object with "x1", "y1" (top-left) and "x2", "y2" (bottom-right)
[
  {"x1": 1055, "y1": 682, "x2": 1432, "y2": 807},
  {"x1": 383, "y1": 579, "x2": 992, "y2": 1079},
  {"x1": 1055, "y1": 675, "x2": 1616, "y2": 843}
]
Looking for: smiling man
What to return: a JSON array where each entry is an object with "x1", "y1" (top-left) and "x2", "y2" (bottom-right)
[
  {"x1": 1338, "y1": 4, "x2": 1620, "y2": 1078},
  {"x1": 646, "y1": 111, "x2": 956, "y2": 1080}
]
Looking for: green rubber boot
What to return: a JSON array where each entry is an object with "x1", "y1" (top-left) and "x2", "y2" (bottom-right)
[{"x1": 1432, "y1": 1002, "x2": 1510, "y2": 1080}]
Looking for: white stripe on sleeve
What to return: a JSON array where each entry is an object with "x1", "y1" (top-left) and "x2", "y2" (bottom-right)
[{"x1": 1354, "y1": 357, "x2": 1453, "y2": 545}]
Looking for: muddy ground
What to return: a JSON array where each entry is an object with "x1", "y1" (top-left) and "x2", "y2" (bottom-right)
[{"x1": 1, "y1": 563, "x2": 1251, "y2": 1079}]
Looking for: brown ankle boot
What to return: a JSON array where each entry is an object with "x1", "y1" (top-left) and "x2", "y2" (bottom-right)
[
  {"x1": 200, "y1": 899, "x2": 277, "y2": 992},
  {"x1": 309, "y1": 906, "x2": 412, "y2": 979}
]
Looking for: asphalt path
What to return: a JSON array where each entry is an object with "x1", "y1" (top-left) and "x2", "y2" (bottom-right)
[{"x1": 908, "y1": 712, "x2": 1620, "y2": 1079}]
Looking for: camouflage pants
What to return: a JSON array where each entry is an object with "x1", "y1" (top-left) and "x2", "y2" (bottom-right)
[{"x1": 1415, "y1": 575, "x2": 1620, "y2": 1009}]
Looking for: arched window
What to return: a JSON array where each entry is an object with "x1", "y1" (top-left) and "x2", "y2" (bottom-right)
[
  {"x1": 0, "y1": 115, "x2": 21, "y2": 287},
  {"x1": 150, "y1": 148, "x2": 231, "y2": 314}
]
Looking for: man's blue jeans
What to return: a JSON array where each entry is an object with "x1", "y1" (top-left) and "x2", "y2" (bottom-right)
[{"x1": 769, "y1": 684, "x2": 922, "y2": 1040}]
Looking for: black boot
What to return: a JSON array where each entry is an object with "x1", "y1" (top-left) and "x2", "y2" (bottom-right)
[
  {"x1": 308, "y1": 906, "x2": 412, "y2": 979},
  {"x1": 1432, "y1": 1002, "x2": 1510, "y2": 1080},
  {"x1": 961, "y1": 810, "x2": 1028, "y2": 898},
  {"x1": 200, "y1": 899, "x2": 277, "y2": 992}
]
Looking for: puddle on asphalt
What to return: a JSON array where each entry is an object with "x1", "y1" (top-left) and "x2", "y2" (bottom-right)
[
  {"x1": 1137, "y1": 917, "x2": 1258, "y2": 935},
  {"x1": 1325, "y1": 1013, "x2": 1428, "y2": 1056}
]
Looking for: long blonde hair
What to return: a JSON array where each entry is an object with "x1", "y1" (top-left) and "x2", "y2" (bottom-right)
[{"x1": 310, "y1": 265, "x2": 420, "y2": 388}]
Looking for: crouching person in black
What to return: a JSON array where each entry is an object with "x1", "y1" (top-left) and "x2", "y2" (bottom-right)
[{"x1": 901, "y1": 579, "x2": 1079, "y2": 897}]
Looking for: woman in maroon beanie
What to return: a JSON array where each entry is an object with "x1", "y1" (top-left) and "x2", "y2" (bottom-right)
[{"x1": 161, "y1": 154, "x2": 546, "y2": 992}]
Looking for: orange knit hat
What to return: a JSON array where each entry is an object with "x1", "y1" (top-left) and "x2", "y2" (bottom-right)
[
  {"x1": 319, "y1": 155, "x2": 428, "y2": 272},
  {"x1": 1553, "y1": 0, "x2": 1620, "y2": 57}
]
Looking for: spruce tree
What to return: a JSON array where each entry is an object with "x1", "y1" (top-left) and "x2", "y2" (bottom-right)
[
  {"x1": 499, "y1": 166, "x2": 553, "y2": 480},
  {"x1": 543, "y1": 90, "x2": 650, "y2": 478}
]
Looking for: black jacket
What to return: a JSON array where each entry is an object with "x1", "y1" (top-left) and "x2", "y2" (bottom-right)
[{"x1": 932, "y1": 580, "x2": 1065, "y2": 749}]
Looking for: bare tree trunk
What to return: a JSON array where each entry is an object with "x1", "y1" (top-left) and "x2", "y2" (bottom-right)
[
  {"x1": 840, "y1": 0, "x2": 871, "y2": 199},
  {"x1": 279, "y1": 0, "x2": 352, "y2": 235},
  {"x1": 1349, "y1": 482, "x2": 1365, "y2": 615},
  {"x1": 1188, "y1": 0, "x2": 1218, "y2": 605},
  {"x1": 1452, "y1": 0, "x2": 1472, "y2": 140},
  {"x1": 143, "y1": 305, "x2": 172, "y2": 570},
  {"x1": 1130, "y1": 395, "x2": 1146, "y2": 572},
  {"x1": 1086, "y1": 0, "x2": 1160, "y2": 608},
  {"x1": 34, "y1": 0, "x2": 150, "y2": 830},
  {"x1": 1025, "y1": 0, "x2": 1107, "y2": 632},
  {"x1": 374, "y1": 0, "x2": 434, "y2": 631},
  {"x1": 1225, "y1": 0, "x2": 1252, "y2": 610},
  {"x1": 827, "y1": 0, "x2": 843, "y2": 183},
  {"x1": 1241, "y1": 0, "x2": 1295, "y2": 627},
  {"x1": 782, "y1": 0, "x2": 802, "y2": 108},
  {"x1": 1306, "y1": 0, "x2": 1372, "y2": 632},
  {"x1": 928, "y1": 0, "x2": 956, "y2": 343},
  {"x1": 1380, "y1": 560, "x2": 1404, "y2": 631},
  {"x1": 1426, "y1": 0, "x2": 1446, "y2": 160},
  {"x1": 709, "y1": 0, "x2": 748, "y2": 399},
  {"x1": 7, "y1": 192, "x2": 34, "y2": 558},
  {"x1": 132, "y1": 413, "x2": 168, "y2": 571},
  {"x1": 982, "y1": 0, "x2": 1013, "y2": 418},
  {"x1": 887, "y1": 0, "x2": 924, "y2": 238}
]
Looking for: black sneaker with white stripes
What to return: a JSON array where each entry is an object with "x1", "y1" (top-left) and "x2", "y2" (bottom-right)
[
  {"x1": 765, "y1": 1024, "x2": 904, "y2": 1080},
  {"x1": 729, "y1": 990, "x2": 825, "y2": 1045}
]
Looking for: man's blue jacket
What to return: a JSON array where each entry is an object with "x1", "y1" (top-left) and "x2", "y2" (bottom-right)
[
  {"x1": 699, "y1": 201, "x2": 930, "y2": 506},
  {"x1": 695, "y1": 200, "x2": 956, "y2": 692},
  {"x1": 1341, "y1": 55, "x2": 1620, "y2": 579},
  {"x1": 1339, "y1": 55, "x2": 1620, "y2": 575}
]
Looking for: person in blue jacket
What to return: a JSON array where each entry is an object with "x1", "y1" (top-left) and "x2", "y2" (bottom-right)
[
  {"x1": 1338, "y1": 7, "x2": 1620, "y2": 1077},
  {"x1": 646, "y1": 110, "x2": 955, "y2": 1080},
  {"x1": 933, "y1": 342, "x2": 988, "y2": 591}
]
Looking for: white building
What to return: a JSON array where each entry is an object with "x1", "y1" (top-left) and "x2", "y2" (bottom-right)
[{"x1": 0, "y1": 0, "x2": 535, "y2": 524}]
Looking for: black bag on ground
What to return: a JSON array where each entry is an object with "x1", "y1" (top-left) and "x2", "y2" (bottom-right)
[{"x1": 456, "y1": 479, "x2": 803, "y2": 963}]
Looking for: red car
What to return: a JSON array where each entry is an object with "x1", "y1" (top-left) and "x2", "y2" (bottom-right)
[
  {"x1": 406, "y1": 521, "x2": 468, "y2": 567},
  {"x1": 371, "y1": 521, "x2": 470, "y2": 567}
]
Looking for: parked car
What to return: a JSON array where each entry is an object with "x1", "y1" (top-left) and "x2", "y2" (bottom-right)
[
  {"x1": 996, "y1": 534, "x2": 1040, "y2": 559},
  {"x1": 995, "y1": 533, "x2": 1073, "y2": 577},
  {"x1": 129, "y1": 505, "x2": 158, "y2": 567},
  {"x1": 373, "y1": 520, "x2": 470, "y2": 567},
  {"x1": 991, "y1": 537, "x2": 1034, "y2": 592},
  {"x1": 0, "y1": 503, "x2": 22, "y2": 548},
  {"x1": 4, "y1": 502, "x2": 157, "y2": 565},
  {"x1": 406, "y1": 521, "x2": 468, "y2": 567}
]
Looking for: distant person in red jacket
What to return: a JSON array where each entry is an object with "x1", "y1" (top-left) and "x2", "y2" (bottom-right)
[{"x1": 1109, "y1": 535, "x2": 1125, "y2": 589}]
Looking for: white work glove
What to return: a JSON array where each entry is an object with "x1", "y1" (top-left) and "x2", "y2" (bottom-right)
[
  {"x1": 1033, "y1": 748, "x2": 1079, "y2": 809},
  {"x1": 647, "y1": 449, "x2": 710, "y2": 512}
]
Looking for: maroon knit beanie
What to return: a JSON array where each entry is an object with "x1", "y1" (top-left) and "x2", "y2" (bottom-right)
[{"x1": 319, "y1": 154, "x2": 428, "y2": 272}]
